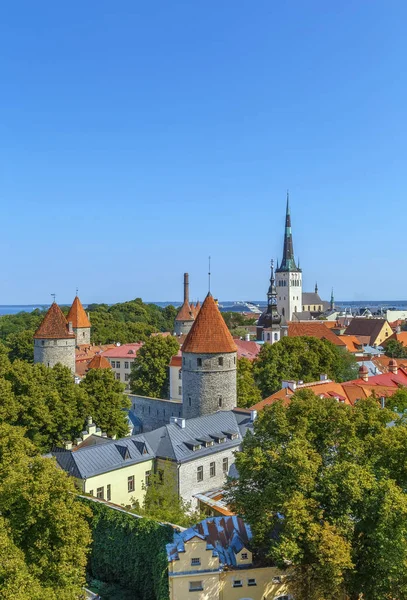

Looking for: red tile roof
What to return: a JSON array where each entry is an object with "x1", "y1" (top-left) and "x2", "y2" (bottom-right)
[
  {"x1": 34, "y1": 303, "x2": 76, "y2": 340},
  {"x1": 169, "y1": 355, "x2": 182, "y2": 367},
  {"x1": 102, "y1": 343, "x2": 143, "y2": 358},
  {"x1": 87, "y1": 354, "x2": 112, "y2": 370},
  {"x1": 234, "y1": 339, "x2": 261, "y2": 361},
  {"x1": 175, "y1": 300, "x2": 194, "y2": 322},
  {"x1": 382, "y1": 331, "x2": 407, "y2": 347},
  {"x1": 182, "y1": 293, "x2": 237, "y2": 354},
  {"x1": 288, "y1": 322, "x2": 346, "y2": 347},
  {"x1": 66, "y1": 296, "x2": 91, "y2": 328}
]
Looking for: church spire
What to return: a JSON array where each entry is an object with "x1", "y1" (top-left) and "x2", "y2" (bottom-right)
[
  {"x1": 315, "y1": 282, "x2": 318, "y2": 294},
  {"x1": 277, "y1": 191, "x2": 300, "y2": 272},
  {"x1": 330, "y1": 288, "x2": 335, "y2": 311}
]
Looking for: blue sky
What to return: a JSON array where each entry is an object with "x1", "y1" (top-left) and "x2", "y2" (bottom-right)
[{"x1": 1, "y1": 1, "x2": 406, "y2": 304}]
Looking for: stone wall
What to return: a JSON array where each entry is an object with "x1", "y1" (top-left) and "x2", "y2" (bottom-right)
[
  {"x1": 74, "y1": 326, "x2": 91, "y2": 345},
  {"x1": 174, "y1": 319, "x2": 194, "y2": 336},
  {"x1": 182, "y1": 352, "x2": 237, "y2": 419},
  {"x1": 34, "y1": 337, "x2": 76, "y2": 374},
  {"x1": 129, "y1": 394, "x2": 182, "y2": 432},
  {"x1": 178, "y1": 445, "x2": 239, "y2": 508}
]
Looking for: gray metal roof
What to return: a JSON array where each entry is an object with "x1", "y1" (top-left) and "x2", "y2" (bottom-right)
[
  {"x1": 302, "y1": 292, "x2": 323, "y2": 305},
  {"x1": 52, "y1": 410, "x2": 255, "y2": 479}
]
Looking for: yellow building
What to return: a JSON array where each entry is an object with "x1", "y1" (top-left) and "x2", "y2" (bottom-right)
[
  {"x1": 344, "y1": 317, "x2": 393, "y2": 347},
  {"x1": 167, "y1": 516, "x2": 292, "y2": 600}
]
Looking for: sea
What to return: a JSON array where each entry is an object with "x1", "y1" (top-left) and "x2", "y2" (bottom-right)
[{"x1": 1, "y1": 300, "x2": 407, "y2": 316}]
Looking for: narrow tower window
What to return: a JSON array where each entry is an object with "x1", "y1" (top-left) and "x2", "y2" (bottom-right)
[{"x1": 218, "y1": 357, "x2": 223, "y2": 366}]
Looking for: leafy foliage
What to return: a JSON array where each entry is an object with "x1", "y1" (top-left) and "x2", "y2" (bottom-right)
[
  {"x1": 82, "y1": 498, "x2": 173, "y2": 600},
  {"x1": 253, "y1": 336, "x2": 359, "y2": 397},
  {"x1": 237, "y1": 357, "x2": 262, "y2": 408},
  {"x1": 0, "y1": 424, "x2": 91, "y2": 599},
  {"x1": 227, "y1": 391, "x2": 407, "y2": 600},
  {"x1": 222, "y1": 311, "x2": 256, "y2": 329},
  {"x1": 130, "y1": 335, "x2": 180, "y2": 398},
  {"x1": 384, "y1": 339, "x2": 407, "y2": 358}
]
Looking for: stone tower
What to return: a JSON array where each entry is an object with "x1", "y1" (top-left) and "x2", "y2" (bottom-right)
[
  {"x1": 275, "y1": 193, "x2": 302, "y2": 321},
  {"x1": 67, "y1": 295, "x2": 91, "y2": 345},
  {"x1": 257, "y1": 259, "x2": 285, "y2": 344},
  {"x1": 174, "y1": 273, "x2": 195, "y2": 336},
  {"x1": 33, "y1": 302, "x2": 76, "y2": 374},
  {"x1": 182, "y1": 293, "x2": 237, "y2": 419}
]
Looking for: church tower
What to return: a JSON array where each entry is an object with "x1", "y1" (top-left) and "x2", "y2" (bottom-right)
[
  {"x1": 256, "y1": 260, "x2": 284, "y2": 343},
  {"x1": 67, "y1": 295, "x2": 91, "y2": 345},
  {"x1": 33, "y1": 302, "x2": 76, "y2": 374},
  {"x1": 275, "y1": 193, "x2": 302, "y2": 321},
  {"x1": 174, "y1": 273, "x2": 195, "y2": 336},
  {"x1": 182, "y1": 293, "x2": 237, "y2": 419}
]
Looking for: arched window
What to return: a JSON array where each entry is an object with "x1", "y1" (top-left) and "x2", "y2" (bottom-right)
[{"x1": 274, "y1": 333, "x2": 278, "y2": 341}]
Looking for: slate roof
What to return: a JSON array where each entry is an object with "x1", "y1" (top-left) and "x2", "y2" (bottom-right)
[
  {"x1": 143, "y1": 410, "x2": 253, "y2": 464},
  {"x1": 167, "y1": 516, "x2": 252, "y2": 567},
  {"x1": 182, "y1": 293, "x2": 237, "y2": 354},
  {"x1": 34, "y1": 303, "x2": 76, "y2": 340},
  {"x1": 302, "y1": 292, "x2": 323, "y2": 306},
  {"x1": 344, "y1": 318, "x2": 388, "y2": 345},
  {"x1": 66, "y1": 296, "x2": 91, "y2": 328}
]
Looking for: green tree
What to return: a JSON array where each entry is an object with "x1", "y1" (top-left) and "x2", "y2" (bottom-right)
[
  {"x1": 227, "y1": 391, "x2": 407, "y2": 600},
  {"x1": 253, "y1": 336, "x2": 359, "y2": 397},
  {"x1": 237, "y1": 357, "x2": 262, "y2": 408},
  {"x1": 130, "y1": 335, "x2": 180, "y2": 398},
  {"x1": 384, "y1": 339, "x2": 407, "y2": 358},
  {"x1": 80, "y1": 368, "x2": 131, "y2": 438},
  {"x1": 4, "y1": 330, "x2": 34, "y2": 363},
  {"x1": 0, "y1": 424, "x2": 91, "y2": 599},
  {"x1": 134, "y1": 461, "x2": 199, "y2": 527},
  {"x1": 384, "y1": 387, "x2": 407, "y2": 413}
]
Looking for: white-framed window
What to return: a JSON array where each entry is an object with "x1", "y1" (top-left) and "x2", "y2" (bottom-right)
[
  {"x1": 189, "y1": 581, "x2": 203, "y2": 591},
  {"x1": 116, "y1": 361, "x2": 121, "y2": 368},
  {"x1": 106, "y1": 484, "x2": 111, "y2": 501},
  {"x1": 223, "y1": 457, "x2": 228, "y2": 473},
  {"x1": 210, "y1": 462, "x2": 216, "y2": 477},
  {"x1": 124, "y1": 361, "x2": 129, "y2": 369},
  {"x1": 191, "y1": 557, "x2": 201, "y2": 566},
  {"x1": 232, "y1": 580, "x2": 242, "y2": 587},
  {"x1": 96, "y1": 487, "x2": 104, "y2": 499},
  {"x1": 145, "y1": 470, "x2": 151, "y2": 487},
  {"x1": 128, "y1": 476, "x2": 135, "y2": 492},
  {"x1": 197, "y1": 466, "x2": 203, "y2": 482},
  {"x1": 111, "y1": 360, "x2": 115, "y2": 368},
  {"x1": 115, "y1": 373, "x2": 120, "y2": 380},
  {"x1": 248, "y1": 578, "x2": 257, "y2": 586}
]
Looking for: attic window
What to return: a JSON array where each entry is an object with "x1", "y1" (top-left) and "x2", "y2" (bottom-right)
[
  {"x1": 210, "y1": 433, "x2": 227, "y2": 444},
  {"x1": 128, "y1": 349, "x2": 135, "y2": 354},
  {"x1": 185, "y1": 440, "x2": 202, "y2": 451},
  {"x1": 223, "y1": 431, "x2": 239, "y2": 440}
]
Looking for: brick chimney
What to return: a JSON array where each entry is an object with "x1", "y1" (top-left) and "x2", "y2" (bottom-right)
[{"x1": 389, "y1": 359, "x2": 398, "y2": 374}]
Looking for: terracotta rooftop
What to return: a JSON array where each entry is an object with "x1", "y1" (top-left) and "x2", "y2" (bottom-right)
[
  {"x1": 66, "y1": 296, "x2": 91, "y2": 328},
  {"x1": 102, "y1": 343, "x2": 144, "y2": 358},
  {"x1": 337, "y1": 335, "x2": 364, "y2": 353},
  {"x1": 234, "y1": 339, "x2": 261, "y2": 361},
  {"x1": 87, "y1": 354, "x2": 112, "y2": 370},
  {"x1": 382, "y1": 331, "x2": 407, "y2": 347},
  {"x1": 182, "y1": 293, "x2": 237, "y2": 354},
  {"x1": 175, "y1": 300, "x2": 194, "y2": 322},
  {"x1": 169, "y1": 355, "x2": 182, "y2": 367},
  {"x1": 288, "y1": 322, "x2": 346, "y2": 347},
  {"x1": 34, "y1": 303, "x2": 76, "y2": 340}
]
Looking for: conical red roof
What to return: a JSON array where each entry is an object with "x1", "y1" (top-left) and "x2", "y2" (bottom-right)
[
  {"x1": 182, "y1": 293, "x2": 237, "y2": 354},
  {"x1": 34, "y1": 303, "x2": 76, "y2": 339},
  {"x1": 87, "y1": 354, "x2": 111, "y2": 370},
  {"x1": 67, "y1": 296, "x2": 91, "y2": 328},
  {"x1": 175, "y1": 300, "x2": 194, "y2": 322}
]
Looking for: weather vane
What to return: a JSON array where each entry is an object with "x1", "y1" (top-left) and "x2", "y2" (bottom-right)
[
  {"x1": 208, "y1": 256, "x2": 211, "y2": 293},
  {"x1": 51, "y1": 293, "x2": 56, "y2": 303}
]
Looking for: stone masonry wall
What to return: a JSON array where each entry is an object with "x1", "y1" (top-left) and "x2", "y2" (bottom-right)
[
  {"x1": 34, "y1": 338, "x2": 76, "y2": 374},
  {"x1": 129, "y1": 394, "x2": 182, "y2": 432},
  {"x1": 182, "y1": 352, "x2": 237, "y2": 419},
  {"x1": 178, "y1": 444, "x2": 240, "y2": 508},
  {"x1": 74, "y1": 327, "x2": 91, "y2": 345},
  {"x1": 174, "y1": 320, "x2": 194, "y2": 336}
]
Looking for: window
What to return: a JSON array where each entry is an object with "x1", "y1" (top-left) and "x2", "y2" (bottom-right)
[
  {"x1": 128, "y1": 476, "x2": 135, "y2": 492},
  {"x1": 96, "y1": 487, "x2": 104, "y2": 499},
  {"x1": 89, "y1": 489, "x2": 93, "y2": 496},
  {"x1": 189, "y1": 581, "x2": 203, "y2": 591},
  {"x1": 223, "y1": 457, "x2": 228, "y2": 473},
  {"x1": 218, "y1": 357, "x2": 223, "y2": 366},
  {"x1": 183, "y1": 357, "x2": 185, "y2": 365},
  {"x1": 191, "y1": 558, "x2": 201, "y2": 566},
  {"x1": 232, "y1": 580, "x2": 242, "y2": 587},
  {"x1": 124, "y1": 361, "x2": 129, "y2": 369},
  {"x1": 248, "y1": 578, "x2": 257, "y2": 586},
  {"x1": 234, "y1": 356, "x2": 236, "y2": 364},
  {"x1": 111, "y1": 361, "x2": 115, "y2": 368},
  {"x1": 218, "y1": 396, "x2": 222, "y2": 407},
  {"x1": 178, "y1": 386, "x2": 182, "y2": 395},
  {"x1": 116, "y1": 361, "x2": 121, "y2": 368},
  {"x1": 125, "y1": 373, "x2": 130, "y2": 381},
  {"x1": 197, "y1": 466, "x2": 203, "y2": 482},
  {"x1": 241, "y1": 552, "x2": 248, "y2": 560},
  {"x1": 178, "y1": 370, "x2": 182, "y2": 379},
  {"x1": 210, "y1": 462, "x2": 216, "y2": 477},
  {"x1": 106, "y1": 484, "x2": 111, "y2": 501},
  {"x1": 197, "y1": 358, "x2": 202, "y2": 367},
  {"x1": 189, "y1": 397, "x2": 192, "y2": 407},
  {"x1": 115, "y1": 373, "x2": 121, "y2": 380},
  {"x1": 145, "y1": 470, "x2": 151, "y2": 487}
]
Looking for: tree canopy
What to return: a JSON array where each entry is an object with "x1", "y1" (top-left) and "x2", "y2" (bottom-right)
[
  {"x1": 0, "y1": 424, "x2": 91, "y2": 599},
  {"x1": 130, "y1": 335, "x2": 180, "y2": 398},
  {"x1": 237, "y1": 357, "x2": 262, "y2": 408},
  {"x1": 227, "y1": 390, "x2": 407, "y2": 600},
  {"x1": 384, "y1": 339, "x2": 407, "y2": 358},
  {"x1": 253, "y1": 336, "x2": 359, "y2": 397}
]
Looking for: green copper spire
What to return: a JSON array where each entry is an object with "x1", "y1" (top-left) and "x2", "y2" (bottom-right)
[{"x1": 276, "y1": 191, "x2": 301, "y2": 273}]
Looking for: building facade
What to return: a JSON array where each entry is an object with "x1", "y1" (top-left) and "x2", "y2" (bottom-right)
[{"x1": 102, "y1": 343, "x2": 143, "y2": 390}]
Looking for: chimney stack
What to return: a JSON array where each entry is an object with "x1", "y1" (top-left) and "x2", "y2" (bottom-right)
[
  {"x1": 184, "y1": 273, "x2": 189, "y2": 304},
  {"x1": 389, "y1": 359, "x2": 398, "y2": 375}
]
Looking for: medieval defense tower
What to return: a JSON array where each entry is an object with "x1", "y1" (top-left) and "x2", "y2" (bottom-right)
[
  {"x1": 33, "y1": 302, "x2": 76, "y2": 374},
  {"x1": 275, "y1": 193, "x2": 302, "y2": 321},
  {"x1": 174, "y1": 273, "x2": 196, "y2": 336},
  {"x1": 182, "y1": 293, "x2": 237, "y2": 419},
  {"x1": 66, "y1": 295, "x2": 91, "y2": 345}
]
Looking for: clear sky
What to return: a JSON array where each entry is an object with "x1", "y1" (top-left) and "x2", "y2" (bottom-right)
[{"x1": 1, "y1": 1, "x2": 406, "y2": 304}]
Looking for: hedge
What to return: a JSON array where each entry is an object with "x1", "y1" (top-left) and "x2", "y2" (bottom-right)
[{"x1": 81, "y1": 498, "x2": 174, "y2": 600}]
